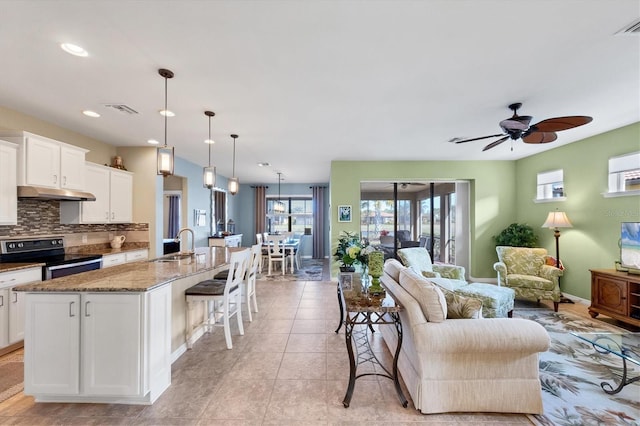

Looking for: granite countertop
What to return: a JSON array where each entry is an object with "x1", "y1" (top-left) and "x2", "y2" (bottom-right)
[
  {"x1": 70, "y1": 243, "x2": 149, "y2": 256},
  {"x1": 13, "y1": 246, "x2": 240, "y2": 293},
  {"x1": 0, "y1": 262, "x2": 45, "y2": 273}
]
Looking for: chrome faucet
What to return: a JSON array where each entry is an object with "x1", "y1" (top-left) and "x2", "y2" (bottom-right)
[{"x1": 175, "y1": 228, "x2": 195, "y2": 255}]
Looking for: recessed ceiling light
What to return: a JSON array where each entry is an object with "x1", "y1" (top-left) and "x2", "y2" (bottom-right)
[
  {"x1": 82, "y1": 110, "x2": 100, "y2": 118},
  {"x1": 257, "y1": 162, "x2": 271, "y2": 167},
  {"x1": 159, "y1": 109, "x2": 175, "y2": 117},
  {"x1": 147, "y1": 139, "x2": 160, "y2": 145},
  {"x1": 60, "y1": 43, "x2": 88, "y2": 57},
  {"x1": 204, "y1": 138, "x2": 215, "y2": 144}
]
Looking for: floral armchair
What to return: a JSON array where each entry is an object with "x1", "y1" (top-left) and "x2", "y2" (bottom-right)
[{"x1": 493, "y1": 246, "x2": 562, "y2": 312}]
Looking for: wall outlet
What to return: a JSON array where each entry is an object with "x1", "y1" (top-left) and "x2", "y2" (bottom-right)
[{"x1": 82, "y1": 234, "x2": 88, "y2": 244}]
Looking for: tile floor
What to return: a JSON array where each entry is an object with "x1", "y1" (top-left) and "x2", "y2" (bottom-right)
[{"x1": 0, "y1": 276, "x2": 534, "y2": 425}]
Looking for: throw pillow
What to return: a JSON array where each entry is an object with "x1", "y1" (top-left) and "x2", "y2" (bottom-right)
[
  {"x1": 399, "y1": 269, "x2": 447, "y2": 323},
  {"x1": 435, "y1": 286, "x2": 483, "y2": 319},
  {"x1": 420, "y1": 270, "x2": 440, "y2": 278},
  {"x1": 384, "y1": 259, "x2": 405, "y2": 282}
]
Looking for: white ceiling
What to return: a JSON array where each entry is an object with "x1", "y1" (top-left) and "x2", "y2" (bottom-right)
[{"x1": 0, "y1": 0, "x2": 638, "y2": 184}]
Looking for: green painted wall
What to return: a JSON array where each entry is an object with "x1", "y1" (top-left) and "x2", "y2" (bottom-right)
[
  {"x1": 330, "y1": 160, "x2": 518, "y2": 278},
  {"x1": 329, "y1": 122, "x2": 640, "y2": 300},
  {"x1": 515, "y1": 122, "x2": 640, "y2": 300}
]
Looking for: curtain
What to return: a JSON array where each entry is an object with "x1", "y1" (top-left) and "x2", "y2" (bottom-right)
[
  {"x1": 167, "y1": 195, "x2": 180, "y2": 239},
  {"x1": 214, "y1": 191, "x2": 226, "y2": 231},
  {"x1": 254, "y1": 186, "x2": 267, "y2": 242},
  {"x1": 312, "y1": 186, "x2": 326, "y2": 258}
]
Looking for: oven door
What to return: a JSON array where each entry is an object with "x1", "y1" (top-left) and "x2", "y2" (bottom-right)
[{"x1": 45, "y1": 258, "x2": 103, "y2": 280}]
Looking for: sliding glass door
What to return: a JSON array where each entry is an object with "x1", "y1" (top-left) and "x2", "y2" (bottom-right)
[{"x1": 360, "y1": 181, "x2": 466, "y2": 266}]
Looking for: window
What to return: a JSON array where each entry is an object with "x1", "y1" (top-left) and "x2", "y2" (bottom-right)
[
  {"x1": 535, "y1": 169, "x2": 565, "y2": 202},
  {"x1": 266, "y1": 197, "x2": 313, "y2": 234},
  {"x1": 605, "y1": 151, "x2": 640, "y2": 197}
]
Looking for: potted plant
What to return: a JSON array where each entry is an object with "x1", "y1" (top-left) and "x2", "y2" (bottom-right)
[
  {"x1": 493, "y1": 223, "x2": 538, "y2": 247},
  {"x1": 334, "y1": 231, "x2": 361, "y2": 272}
]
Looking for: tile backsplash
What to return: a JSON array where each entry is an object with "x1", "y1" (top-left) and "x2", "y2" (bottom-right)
[{"x1": 0, "y1": 200, "x2": 148, "y2": 248}]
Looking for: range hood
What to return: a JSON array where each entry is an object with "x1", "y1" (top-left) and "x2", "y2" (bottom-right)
[{"x1": 18, "y1": 186, "x2": 96, "y2": 201}]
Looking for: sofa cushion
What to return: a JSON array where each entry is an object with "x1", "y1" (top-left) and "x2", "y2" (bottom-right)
[
  {"x1": 420, "y1": 270, "x2": 441, "y2": 279},
  {"x1": 437, "y1": 286, "x2": 483, "y2": 319},
  {"x1": 384, "y1": 259, "x2": 406, "y2": 282},
  {"x1": 399, "y1": 269, "x2": 447, "y2": 323},
  {"x1": 397, "y1": 247, "x2": 434, "y2": 273},
  {"x1": 507, "y1": 274, "x2": 555, "y2": 290}
]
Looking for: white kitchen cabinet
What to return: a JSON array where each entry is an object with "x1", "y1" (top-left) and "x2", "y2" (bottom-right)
[
  {"x1": 102, "y1": 249, "x2": 147, "y2": 269},
  {"x1": 125, "y1": 249, "x2": 148, "y2": 262},
  {"x1": 0, "y1": 267, "x2": 41, "y2": 352},
  {"x1": 24, "y1": 284, "x2": 171, "y2": 404},
  {"x1": 60, "y1": 163, "x2": 133, "y2": 224},
  {"x1": 0, "y1": 140, "x2": 17, "y2": 225},
  {"x1": 208, "y1": 234, "x2": 243, "y2": 247},
  {"x1": 1, "y1": 132, "x2": 88, "y2": 190},
  {"x1": 102, "y1": 253, "x2": 126, "y2": 268}
]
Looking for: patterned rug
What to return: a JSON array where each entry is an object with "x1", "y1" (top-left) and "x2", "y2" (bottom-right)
[
  {"x1": 515, "y1": 309, "x2": 639, "y2": 426},
  {"x1": 259, "y1": 258, "x2": 325, "y2": 281},
  {"x1": 0, "y1": 351, "x2": 23, "y2": 403}
]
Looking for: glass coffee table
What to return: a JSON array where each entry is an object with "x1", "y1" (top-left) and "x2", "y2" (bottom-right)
[{"x1": 571, "y1": 332, "x2": 640, "y2": 394}]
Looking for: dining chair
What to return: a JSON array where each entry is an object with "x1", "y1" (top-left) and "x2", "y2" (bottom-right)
[
  {"x1": 266, "y1": 234, "x2": 288, "y2": 275},
  {"x1": 185, "y1": 248, "x2": 250, "y2": 350},
  {"x1": 244, "y1": 244, "x2": 261, "y2": 321}
]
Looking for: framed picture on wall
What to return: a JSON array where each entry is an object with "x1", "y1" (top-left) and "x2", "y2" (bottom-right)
[{"x1": 338, "y1": 205, "x2": 352, "y2": 222}]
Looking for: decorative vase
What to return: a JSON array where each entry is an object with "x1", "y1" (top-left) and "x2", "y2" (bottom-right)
[
  {"x1": 368, "y1": 251, "x2": 384, "y2": 294},
  {"x1": 340, "y1": 265, "x2": 356, "y2": 273}
]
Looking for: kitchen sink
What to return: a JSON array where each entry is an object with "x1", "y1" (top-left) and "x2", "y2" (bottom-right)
[{"x1": 152, "y1": 253, "x2": 194, "y2": 262}]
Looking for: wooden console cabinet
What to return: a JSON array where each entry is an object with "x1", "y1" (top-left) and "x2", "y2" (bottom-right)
[{"x1": 589, "y1": 269, "x2": 640, "y2": 328}]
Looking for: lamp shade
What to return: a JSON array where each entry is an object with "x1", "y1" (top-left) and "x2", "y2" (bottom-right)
[
  {"x1": 203, "y1": 166, "x2": 216, "y2": 188},
  {"x1": 228, "y1": 177, "x2": 239, "y2": 195},
  {"x1": 542, "y1": 211, "x2": 573, "y2": 229},
  {"x1": 157, "y1": 145, "x2": 174, "y2": 177}
]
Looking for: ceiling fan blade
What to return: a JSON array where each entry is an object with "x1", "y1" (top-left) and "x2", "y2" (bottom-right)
[
  {"x1": 454, "y1": 133, "x2": 505, "y2": 144},
  {"x1": 482, "y1": 136, "x2": 509, "y2": 151},
  {"x1": 530, "y1": 116, "x2": 592, "y2": 132},
  {"x1": 522, "y1": 131, "x2": 558, "y2": 144}
]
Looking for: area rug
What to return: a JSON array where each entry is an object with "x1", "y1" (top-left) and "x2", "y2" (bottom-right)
[
  {"x1": 515, "y1": 309, "x2": 639, "y2": 426},
  {"x1": 0, "y1": 351, "x2": 23, "y2": 403},
  {"x1": 259, "y1": 258, "x2": 324, "y2": 281}
]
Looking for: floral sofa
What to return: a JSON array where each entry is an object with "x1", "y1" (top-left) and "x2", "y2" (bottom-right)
[
  {"x1": 397, "y1": 247, "x2": 515, "y2": 318},
  {"x1": 493, "y1": 246, "x2": 563, "y2": 312},
  {"x1": 380, "y1": 259, "x2": 550, "y2": 414}
]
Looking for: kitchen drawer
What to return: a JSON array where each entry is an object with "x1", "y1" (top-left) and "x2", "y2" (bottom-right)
[
  {"x1": 102, "y1": 253, "x2": 126, "y2": 268},
  {"x1": 0, "y1": 268, "x2": 42, "y2": 290},
  {"x1": 125, "y1": 250, "x2": 148, "y2": 263}
]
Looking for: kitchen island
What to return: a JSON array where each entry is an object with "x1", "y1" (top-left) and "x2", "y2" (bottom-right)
[{"x1": 14, "y1": 246, "x2": 236, "y2": 405}]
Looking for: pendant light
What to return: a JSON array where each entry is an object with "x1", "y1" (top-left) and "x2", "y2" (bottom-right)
[
  {"x1": 228, "y1": 134, "x2": 239, "y2": 195},
  {"x1": 274, "y1": 172, "x2": 286, "y2": 213},
  {"x1": 157, "y1": 68, "x2": 175, "y2": 177},
  {"x1": 203, "y1": 111, "x2": 216, "y2": 189}
]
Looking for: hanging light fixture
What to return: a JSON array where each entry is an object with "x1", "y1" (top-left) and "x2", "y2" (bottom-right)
[
  {"x1": 203, "y1": 111, "x2": 216, "y2": 188},
  {"x1": 274, "y1": 172, "x2": 286, "y2": 213},
  {"x1": 228, "y1": 134, "x2": 239, "y2": 195},
  {"x1": 157, "y1": 68, "x2": 175, "y2": 176}
]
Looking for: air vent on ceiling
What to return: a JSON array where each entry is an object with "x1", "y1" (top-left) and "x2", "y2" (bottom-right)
[
  {"x1": 103, "y1": 104, "x2": 139, "y2": 114},
  {"x1": 616, "y1": 18, "x2": 640, "y2": 35}
]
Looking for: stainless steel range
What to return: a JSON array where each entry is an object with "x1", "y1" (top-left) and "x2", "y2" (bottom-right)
[{"x1": 0, "y1": 237, "x2": 102, "y2": 280}]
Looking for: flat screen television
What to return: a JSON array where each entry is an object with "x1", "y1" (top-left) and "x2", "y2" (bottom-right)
[{"x1": 620, "y1": 222, "x2": 640, "y2": 274}]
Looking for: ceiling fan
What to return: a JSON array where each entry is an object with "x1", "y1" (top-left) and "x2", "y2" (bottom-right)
[{"x1": 453, "y1": 103, "x2": 593, "y2": 151}]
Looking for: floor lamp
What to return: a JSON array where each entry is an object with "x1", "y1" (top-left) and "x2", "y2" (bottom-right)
[{"x1": 542, "y1": 210, "x2": 573, "y2": 303}]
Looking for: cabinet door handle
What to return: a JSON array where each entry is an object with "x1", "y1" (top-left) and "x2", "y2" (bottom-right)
[
  {"x1": 0, "y1": 278, "x2": 15, "y2": 284},
  {"x1": 106, "y1": 211, "x2": 109, "y2": 220},
  {"x1": 53, "y1": 174, "x2": 58, "y2": 184},
  {"x1": 0, "y1": 295, "x2": 3, "y2": 307},
  {"x1": 85, "y1": 301, "x2": 91, "y2": 317},
  {"x1": 63, "y1": 176, "x2": 67, "y2": 186},
  {"x1": 69, "y1": 301, "x2": 75, "y2": 317},
  {"x1": 12, "y1": 292, "x2": 17, "y2": 303},
  {"x1": 111, "y1": 212, "x2": 115, "y2": 220}
]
